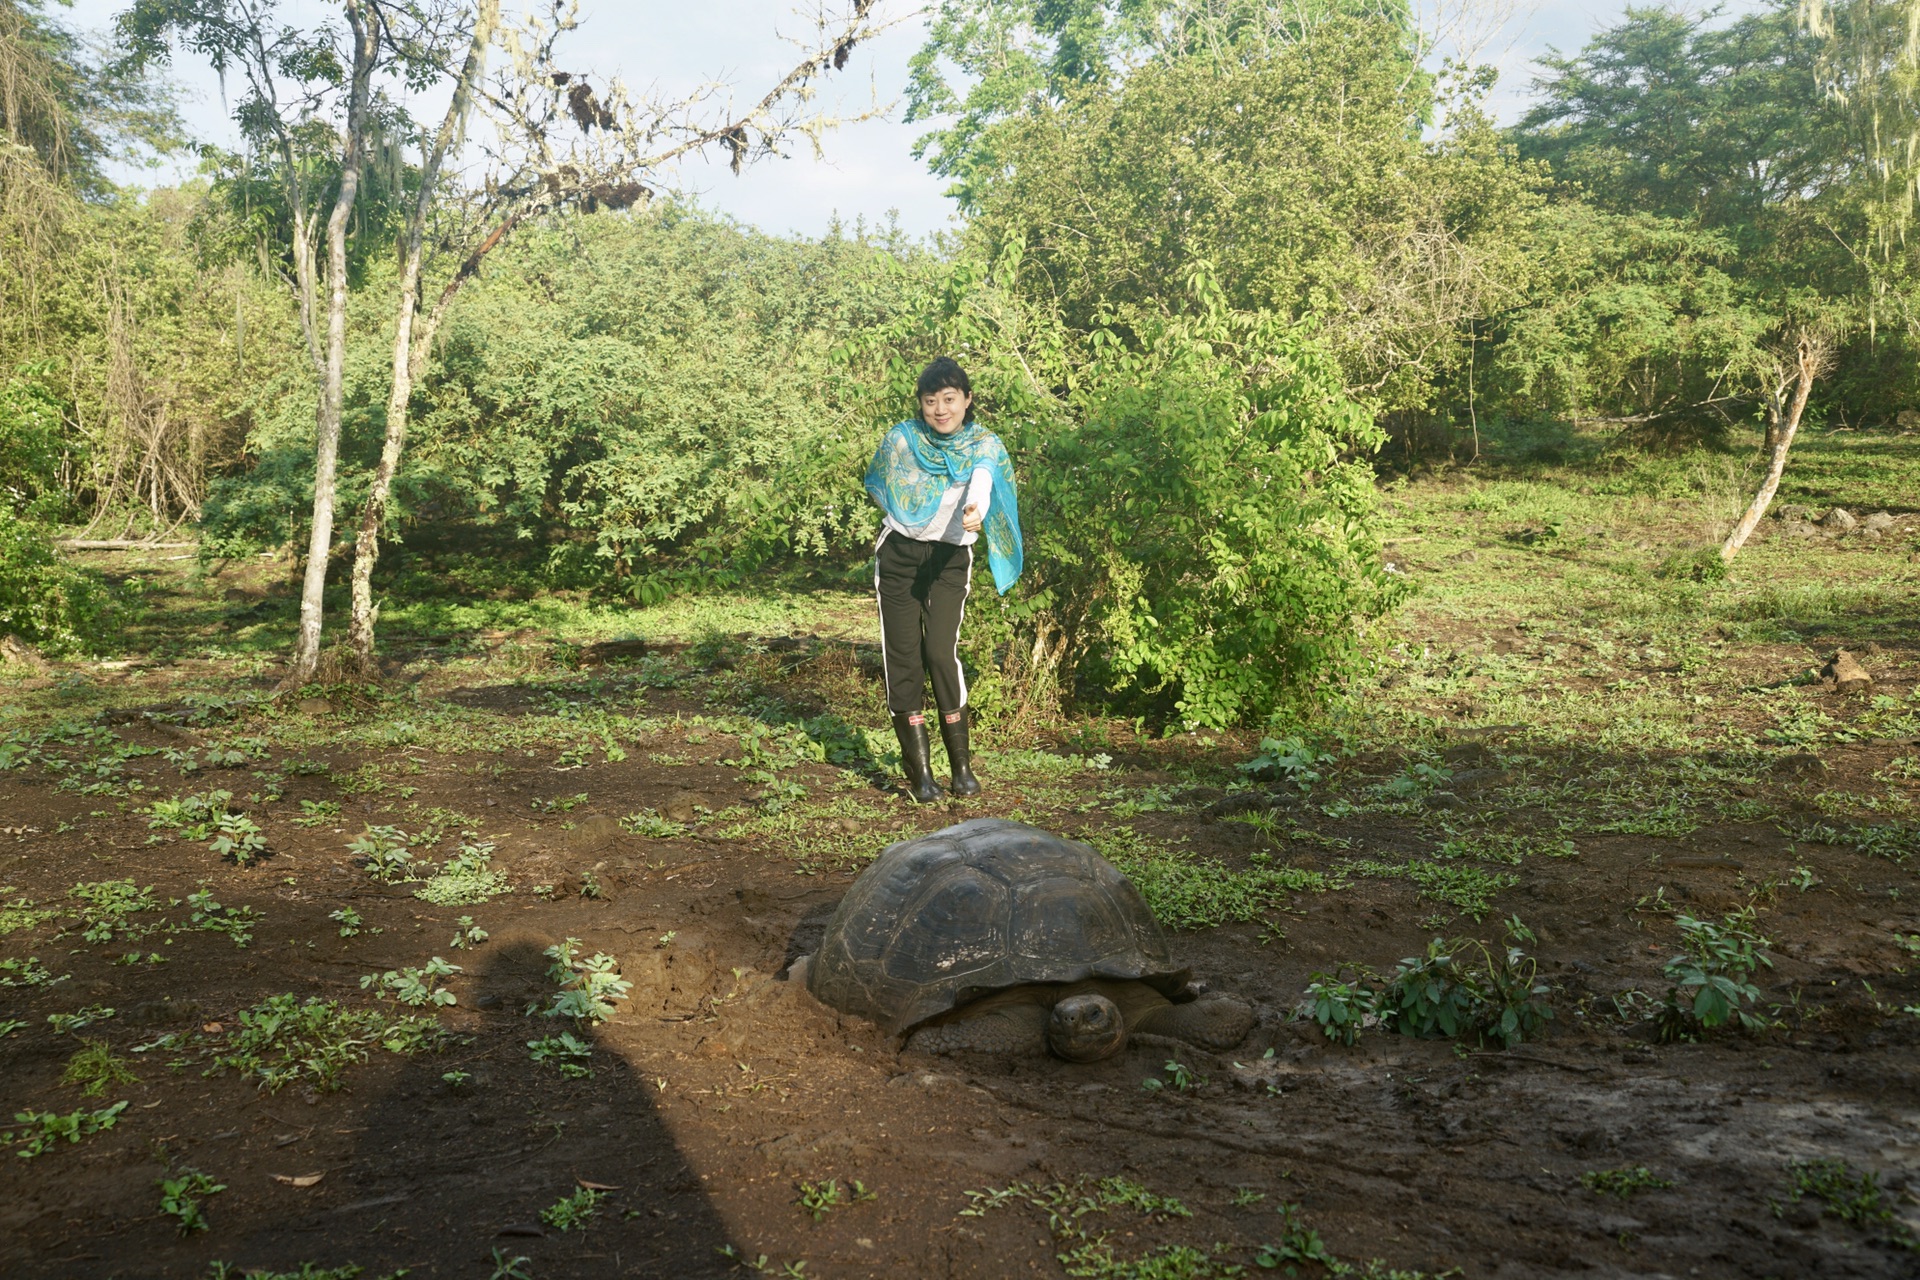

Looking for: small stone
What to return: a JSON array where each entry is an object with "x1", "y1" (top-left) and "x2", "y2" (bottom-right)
[
  {"x1": 296, "y1": 697, "x2": 331, "y2": 715},
  {"x1": 565, "y1": 814, "x2": 622, "y2": 854},
  {"x1": 1448, "y1": 767, "x2": 1509, "y2": 792},
  {"x1": 1821, "y1": 648, "x2": 1874, "y2": 693},
  {"x1": 1780, "y1": 519, "x2": 1817, "y2": 539},
  {"x1": 1774, "y1": 503, "x2": 1819, "y2": 523},
  {"x1": 1863, "y1": 511, "x2": 1896, "y2": 533},
  {"x1": 1423, "y1": 791, "x2": 1465, "y2": 811},
  {"x1": 1819, "y1": 507, "x2": 1857, "y2": 532}
]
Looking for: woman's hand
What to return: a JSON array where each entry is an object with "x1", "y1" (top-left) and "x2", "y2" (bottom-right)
[{"x1": 962, "y1": 503, "x2": 984, "y2": 533}]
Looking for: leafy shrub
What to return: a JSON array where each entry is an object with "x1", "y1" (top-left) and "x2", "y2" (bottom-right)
[
  {"x1": 210, "y1": 994, "x2": 445, "y2": 1092},
  {"x1": 3, "y1": 1101, "x2": 128, "y2": 1157},
  {"x1": 0, "y1": 376, "x2": 105, "y2": 653},
  {"x1": 414, "y1": 840, "x2": 509, "y2": 905},
  {"x1": 1658, "y1": 909, "x2": 1773, "y2": 1039},
  {"x1": 1297, "y1": 919, "x2": 1551, "y2": 1048},
  {"x1": 538, "y1": 938, "x2": 631, "y2": 1024},
  {"x1": 1024, "y1": 278, "x2": 1403, "y2": 728}
]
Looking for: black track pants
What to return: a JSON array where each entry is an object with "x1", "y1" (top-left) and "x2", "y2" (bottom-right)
[{"x1": 874, "y1": 530, "x2": 973, "y2": 715}]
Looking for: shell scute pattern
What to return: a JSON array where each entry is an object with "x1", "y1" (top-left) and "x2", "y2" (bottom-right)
[{"x1": 808, "y1": 818, "x2": 1184, "y2": 1036}]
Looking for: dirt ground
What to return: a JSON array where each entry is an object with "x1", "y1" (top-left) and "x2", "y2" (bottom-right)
[{"x1": 3, "y1": 574, "x2": 1919, "y2": 1278}]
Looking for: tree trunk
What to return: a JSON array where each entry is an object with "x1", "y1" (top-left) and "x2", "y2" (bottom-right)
[
  {"x1": 347, "y1": 0, "x2": 499, "y2": 675},
  {"x1": 284, "y1": 2, "x2": 378, "y2": 689},
  {"x1": 1721, "y1": 334, "x2": 1820, "y2": 562}
]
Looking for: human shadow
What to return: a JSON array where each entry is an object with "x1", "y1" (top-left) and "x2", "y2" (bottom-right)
[{"x1": 213, "y1": 939, "x2": 736, "y2": 1279}]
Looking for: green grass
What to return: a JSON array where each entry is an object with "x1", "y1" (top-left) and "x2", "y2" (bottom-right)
[{"x1": 1080, "y1": 826, "x2": 1327, "y2": 930}]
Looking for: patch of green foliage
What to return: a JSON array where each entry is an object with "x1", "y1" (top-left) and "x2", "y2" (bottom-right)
[
  {"x1": 349, "y1": 825, "x2": 420, "y2": 882},
  {"x1": 536, "y1": 938, "x2": 631, "y2": 1024},
  {"x1": 1340, "y1": 858, "x2": 1518, "y2": 922},
  {"x1": 1779, "y1": 1158, "x2": 1918, "y2": 1249},
  {"x1": 0, "y1": 956, "x2": 65, "y2": 988},
  {"x1": 1658, "y1": 910, "x2": 1774, "y2": 1040},
  {"x1": 1581, "y1": 1166, "x2": 1674, "y2": 1198},
  {"x1": 540, "y1": 1186, "x2": 606, "y2": 1232},
  {"x1": 147, "y1": 789, "x2": 234, "y2": 839},
  {"x1": 186, "y1": 887, "x2": 259, "y2": 947},
  {"x1": 527, "y1": 1031, "x2": 594, "y2": 1079},
  {"x1": 157, "y1": 1168, "x2": 225, "y2": 1235},
  {"x1": 65, "y1": 879, "x2": 163, "y2": 943},
  {"x1": 1083, "y1": 825, "x2": 1325, "y2": 930},
  {"x1": 0, "y1": 890, "x2": 55, "y2": 936},
  {"x1": 1299, "y1": 919, "x2": 1551, "y2": 1048},
  {"x1": 362, "y1": 956, "x2": 461, "y2": 1007},
  {"x1": 60, "y1": 1038, "x2": 137, "y2": 1097},
  {"x1": 413, "y1": 840, "x2": 510, "y2": 906},
  {"x1": 210, "y1": 994, "x2": 446, "y2": 1092},
  {"x1": 3, "y1": 1100, "x2": 127, "y2": 1157}
]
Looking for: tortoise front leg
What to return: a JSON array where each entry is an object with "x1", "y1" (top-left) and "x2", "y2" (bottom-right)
[
  {"x1": 1134, "y1": 994, "x2": 1255, "y2": 1051},
  {"x1": 905, "y1": 1004, "x2": 1048, "y2": 1056}
]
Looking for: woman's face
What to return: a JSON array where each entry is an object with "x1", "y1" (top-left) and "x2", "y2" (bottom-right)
[{"x1": 919, "y1": 386, "x2": 972, "y2": 435}]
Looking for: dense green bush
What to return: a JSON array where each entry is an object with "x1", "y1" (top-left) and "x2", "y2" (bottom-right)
[
  {"x1": 0, "y1": 375, "x2": 105, "y2": 651},
  {"x1": 1028, "y1": 275, "x2": 1401, "y2": 728}
]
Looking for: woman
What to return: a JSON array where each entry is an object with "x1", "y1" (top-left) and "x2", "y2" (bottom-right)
[{"x1": 863, "y1": 357, "x2": 1022, "y2": 802}]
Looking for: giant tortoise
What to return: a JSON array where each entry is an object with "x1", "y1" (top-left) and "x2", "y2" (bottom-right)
[{"x1": 801, "y1": 818, "x2": 1253, "y2": 1060}]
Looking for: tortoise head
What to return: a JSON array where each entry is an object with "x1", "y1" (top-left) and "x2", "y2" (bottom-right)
[{"x1": 1047, "y1": 992, "x2": 1126, "y2": 1062}]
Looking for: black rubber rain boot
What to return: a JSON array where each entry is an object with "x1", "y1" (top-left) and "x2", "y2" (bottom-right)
[
  {"x1": 892, "y1": 712, "x2": 941, "y2": 804},
  {"x1": 939, "y1": 708, "x2": 982, "y2": 797}
]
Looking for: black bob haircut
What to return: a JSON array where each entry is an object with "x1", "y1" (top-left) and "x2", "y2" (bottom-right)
[{"x1": 915, "y1": 356, "x2": 975, "y2": 422}]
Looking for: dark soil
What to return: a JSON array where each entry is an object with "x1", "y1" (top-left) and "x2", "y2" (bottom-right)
[{"x1": 2, "y1": 644, "x2": 1918, "y2": 1280}]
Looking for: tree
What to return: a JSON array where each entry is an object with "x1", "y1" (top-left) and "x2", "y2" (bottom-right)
[
  {"x1": 905, "y1": 0, "x2": 1426, "y2": 209},
  {"x1": 118, "y1": 0, "x2": 405, "y2": 684},
  {"x1": 341, "y1": 0, "x2": 894, "y2": 673}
]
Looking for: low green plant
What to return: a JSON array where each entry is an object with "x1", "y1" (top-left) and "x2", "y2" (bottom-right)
[
  {"x1": 621, "y1": 809, "x2": 687, "y2": 838},
  {"x1": 66, "y1": 879, "x2": 163, "y2": 943},
  {"x1": 209, "y1": 813, "x2": 268, "y2": 865},
  {"x1": 528, "y1": 1031, "x2": 594, "y2": 1078},
  {"x1": 0, "y1": 891, "x2": 55, "y2": 935},
  {"x1": 1085, "y1": 826, "x2": 1326, "y2": 930},
  {"x1": 488, "y1": 1249, "x2": 535, "y2": 1280},
  {"x1": 330, "y1": 907, "x2": 365, "y2": 937},
  {"x1": 450, "y1": 916, "x2": 488, "y2": 949},
  {"x1": 47, "y1": 1004, "x2": 116, "y2": 1034},
  {"x1": 186, "y1": 887, "x2": 259, "y2": 947},
  {"x1": 414, "y1": 840, "x2": 509, "y2": 906},
  {"x1": 210, "y1": 994, "x2": 445, "y2": 1092},
  {"x1": 0, "y1": 956, "x2": 65, "y2": 988},
  {"x1": 147, "y1": 789, "x2": 233, "y2": 839},
  {"x1": 536, "y1": 938, "x2": 631, "y2": 1024},
  {"x1": 1238, "y1": 736, "x2": 1336, "y2": 790},
  {"x1": 362, "y1": 956, "x2": 461, "y2": 1007},
  {"x1": 1341, "y1": 858, "x2": 1518, "y2": 922},
  {"x1": 1297, "y1": 919, "x2": 1550, "y2": 1048},
  {"x1": 1140, "y1": 1059, "x2": 1203, "y2": 1092},
  {"x1": 3, "y1": 1101, "x2": 128, "y2": 1156},
  {"x1": 60, "y1": 1038, "x2": 137, "y2": 1097},
  {"x1": 541, "y1": 1185, "x2": 606, "y2": 1231},
  {"x1": 291, "y1": 798, "x2": 342, "y2": 827},
  {"x1": 1300, "y1": 969, "x2": 1379, "y2": 1045},
  {"x1": 1780, "y1": 1158, "x2": 1898, "y2": 1231},
  {"x1": 349, "y1": 825, "x2": 419, "y2": 882},
  {"x1": 1658, "y1": 910, "x2": 1774, "y2": 1040},
  {"x1": 157, "y1": 1167, "x2": 225, "y2": 1235},
  {"x1": 796, "y1": 1178, "x2": 844, "y2": 1220},
  {"x1": 1581, "y1": 1166, "x2": 1674, "y2": 1198}
]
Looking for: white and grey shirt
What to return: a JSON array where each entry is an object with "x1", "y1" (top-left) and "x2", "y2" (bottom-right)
[{"x1": 882, "y1": 466, "x2": 994, "y2": 546}]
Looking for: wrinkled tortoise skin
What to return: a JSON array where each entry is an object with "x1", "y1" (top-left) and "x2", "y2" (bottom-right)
[{"x1": 806, "y1": 818, "x2": 1187, "y2": 1036}]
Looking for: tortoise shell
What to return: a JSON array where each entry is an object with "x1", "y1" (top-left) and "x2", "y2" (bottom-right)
[{"x1": 806, "y1": 818, "x2": 1186, "y2": 1035}]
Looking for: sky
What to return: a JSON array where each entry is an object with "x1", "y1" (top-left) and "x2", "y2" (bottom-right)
[{"x1": 65, "y1": 1, "x2": 1762, "y2": 241}]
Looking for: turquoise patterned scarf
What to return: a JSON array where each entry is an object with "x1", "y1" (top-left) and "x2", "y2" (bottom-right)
[{"x1": 863, "y1": 419, "x2": 1023, "y2": 594}]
